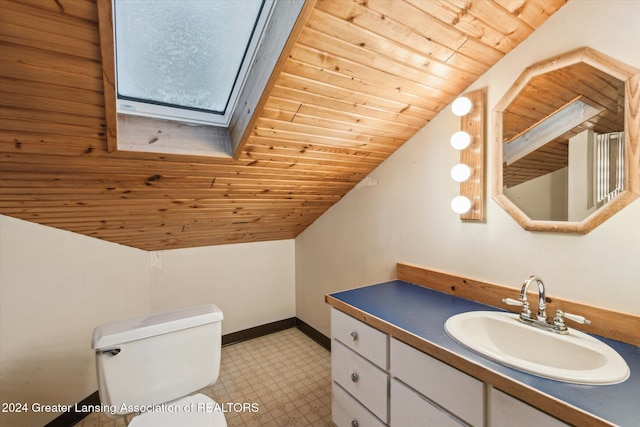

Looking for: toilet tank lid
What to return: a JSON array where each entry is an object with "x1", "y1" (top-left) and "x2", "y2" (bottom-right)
[{"x1": 92, "y1": 304, "x2": 223, "y2": 349}]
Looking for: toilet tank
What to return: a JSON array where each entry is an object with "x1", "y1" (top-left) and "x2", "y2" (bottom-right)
[{"x1": 92, "y1": 304, "x2": 223, "y2": 415}]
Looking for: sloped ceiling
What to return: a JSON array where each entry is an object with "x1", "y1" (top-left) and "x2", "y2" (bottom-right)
[
  {"x1": 503, "y1": 61, "x2": 626, "y2": 188},
  {"x1": 0, "y1": 0, "x2": 566, "y2": 250}
]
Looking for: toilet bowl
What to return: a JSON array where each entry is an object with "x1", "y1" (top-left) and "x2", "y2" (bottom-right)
[{"x1": 92, "y1": 304, "x2": 227, "y2": 426}]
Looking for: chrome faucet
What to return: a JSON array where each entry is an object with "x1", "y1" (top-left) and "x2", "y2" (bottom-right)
[
  {"x1": 520, "y1": 275, "x2": 547, "y2": 322},
  {"x1": 503, "y1": 275, "x2": 591, "y2": 334}
]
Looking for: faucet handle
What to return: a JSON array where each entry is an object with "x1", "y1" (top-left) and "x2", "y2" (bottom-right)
[
  {"x1": 502, "y1": 298, "x2": 532, "y2": 318},
  {"x1": 563, "y1": 312, "x2": 591, "y2": 325},
  {"x1": 503, "y1": 298, "x2": 524, "y2": 306},
  {"x1": 554, "y1": 310, "x2": 591, "y2": 326}
]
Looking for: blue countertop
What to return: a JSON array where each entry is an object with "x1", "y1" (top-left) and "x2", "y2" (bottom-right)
[{"x1": 329, "y1": 280, "x2": 640, "y2": 427}]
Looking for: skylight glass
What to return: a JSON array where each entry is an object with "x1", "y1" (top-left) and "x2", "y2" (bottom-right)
[{"x1": 114, "y1": 0, "x2": 268, "y2": 125}]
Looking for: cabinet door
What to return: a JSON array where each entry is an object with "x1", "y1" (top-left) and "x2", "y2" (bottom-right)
[
  {"x1": 391, "y1": 379, "x2": 466, "y2": 427},
  {"x1": 332, "y1": 340, "x2": 389, "y2": 422},
  {"x1": 391, "y1": 338, "x2": 483, "y2": 426},
  {"x1": 333, "y1": 382, "x2": 386, "y2": 427},
  {"x1": 489, "y1": 388, "x2": 570, "y2": 427}
]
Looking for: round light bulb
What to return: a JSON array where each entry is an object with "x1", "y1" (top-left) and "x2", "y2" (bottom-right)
[
  {"x1": 452, "y1": 96, "x2": 472, "y2": 116},
  {"x1": 451, "y1": 164, "x2": 472, "y2": 182},
  {"x1": 450, "y1": 131, "x2": 471, "y2": 150},
  {"x1": 451, "y1": 196, "x2": 472, "y2": 214}
]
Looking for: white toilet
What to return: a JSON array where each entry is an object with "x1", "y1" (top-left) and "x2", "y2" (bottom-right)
[{"x1": 92, "y1": 304, "x2": 227, "y2": 426}]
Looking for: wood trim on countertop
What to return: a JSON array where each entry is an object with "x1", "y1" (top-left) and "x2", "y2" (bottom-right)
[
  {"x1": 397, "y1": 262, "x2": 640, "y2": 346},
  {"x1": 324, "y1": 293, "x2": 615, "y2": 427}
]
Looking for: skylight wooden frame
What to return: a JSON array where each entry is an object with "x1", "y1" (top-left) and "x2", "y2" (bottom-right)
[
  {"x1": 502, "y1": 95, "x2": 604, "y2": 166},
  {"x1": 97, "y1": 0, "x2": 316, "y2": 159},
  {"x1": 113, "y1": 0, "x2": 273, "y2": 127}
]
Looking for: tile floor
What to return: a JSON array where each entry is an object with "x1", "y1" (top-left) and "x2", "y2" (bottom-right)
[{"x1": 75, "y1": 327, "x2": 333, "y2": 426}]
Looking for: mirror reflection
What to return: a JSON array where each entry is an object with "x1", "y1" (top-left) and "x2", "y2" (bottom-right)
[{"x1": 501, "y1": 62, "x2": 626, "y2": 222}]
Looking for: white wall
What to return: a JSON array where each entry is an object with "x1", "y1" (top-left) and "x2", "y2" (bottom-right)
[
  {"x1": 0, "y1": 215, "x2": 296, "y2": 426},
  {"x1": 295, "y1": 0, "x2": 640, "y2": 337},
  {"x1": 568, "y1": 130, "x2": 592, "y2": 221},
  {"x1": 149, "y1": 239, "x2": 296, "y2": 335},
  {"x1": 0, "y1": 215, "x2": 150, "y2": 427},
  {"x1": 504, "y1": 167, "x2": 568, "y2": 221}
]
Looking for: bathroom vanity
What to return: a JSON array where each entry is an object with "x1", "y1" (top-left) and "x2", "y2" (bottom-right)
[{"x1": 326, "y1": 279, "x2": 639, "y2": 427}]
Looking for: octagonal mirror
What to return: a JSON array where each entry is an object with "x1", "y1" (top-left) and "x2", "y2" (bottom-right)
[{"x1": 492, "y1": 47, "x2": 639, "y2": 233}]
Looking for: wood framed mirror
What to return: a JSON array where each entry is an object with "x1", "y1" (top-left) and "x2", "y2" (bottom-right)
[{"x1": 492, "y1": 48, "x2": 639, "y2": 233}]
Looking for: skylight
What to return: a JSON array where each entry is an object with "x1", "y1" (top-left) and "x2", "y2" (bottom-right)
[{"x1": 114, "y1": 0, "x2": 272, "y2": 127}]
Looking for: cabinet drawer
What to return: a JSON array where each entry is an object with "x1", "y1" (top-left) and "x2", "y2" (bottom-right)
[
  {"x1": 391, "y1": 379, "x2": 465, "y2": 427},
  {"x1": 489, "y1": 388, "x2": 569, "y2": 427},
  {"x1": 390, "y1": 338, "x2": 483, "y2": 426},
  {"x1": 333, "y1": 382, "x2": 386, "y2": 427},
  {"x1": 331, "y1": 308, "x2": 388, "y2": 368},
  {"x1": 332, "y1": 340, "x2": 389, "y2": 422}
]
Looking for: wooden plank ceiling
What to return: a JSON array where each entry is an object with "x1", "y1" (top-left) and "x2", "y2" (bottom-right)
[
  {"x1": 0, "y1": 0, "x2": 566, "y2": 250},
  {"x1": 503, "y1": 61, "x2": 625, "y2": 188}
]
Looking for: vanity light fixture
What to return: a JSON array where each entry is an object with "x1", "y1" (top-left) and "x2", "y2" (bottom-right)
[
  {"x1": 451, "y1": 96, "x2": 473, "y2": 116},
  {"x1": 450, "y1": 89, "x2": 486, "y2": 220},
  {"x1": 450, "y1": 130, "x2": 472, "y2": 150},
  {"x1": 451, "y1": 163, "x2": 472, "y2": 182},
  {"x1": 451, "y1": 195, "x2": 472, "y2": 214}
]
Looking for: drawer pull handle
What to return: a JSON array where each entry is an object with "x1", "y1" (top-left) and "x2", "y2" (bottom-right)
[
  {"x1": 351, "y1": 420, "x2": 359, "y2": 427},
  {"x1": 351, "y1": 372, "x2": 359, "y2": 382},
  {"x1": 350, "y1": 331, "x2": 358, "y2": 341},
  {"x1": 97, "y1": 348, "x2": 121, "y2": 356}
]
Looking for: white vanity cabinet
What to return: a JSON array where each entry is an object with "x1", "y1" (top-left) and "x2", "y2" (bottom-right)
[
  {"x1": 390, "y1": 338, "x2": 483, "y2": 426},
  {"x1": 331, "y1": 308, "x2": 482, "y2": 426},
  {"x1": 331, "y1": 308, "x2": 389, "y2": 426},
  {"x1": 390, "y1": 379, "x2": 467, "y2": 427},
  {"x1": 330, "y1": 308, "x2": 571, "y2": 427},
  {"x1": 488, "y1": 388, "x2": 570, "y2": 427}
]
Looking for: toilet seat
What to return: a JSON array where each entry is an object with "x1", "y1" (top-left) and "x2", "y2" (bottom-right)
[{"x1": 128, "y1": 393, "x2": 227, "y2": 427}]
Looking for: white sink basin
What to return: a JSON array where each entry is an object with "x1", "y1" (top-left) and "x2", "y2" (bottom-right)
[{"x1": 445, "y1": 311, "x2": 629, "y2": 384}]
